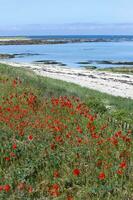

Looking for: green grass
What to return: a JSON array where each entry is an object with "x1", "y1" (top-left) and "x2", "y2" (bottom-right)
[
  {"x1": 0, "y1": 63, "x2": 133, "y2": 200},
  {"x1": 0, "y1": 63, "x2": 133, "y2": 125},
  {"x1": 0, "y1": 37, "x2": 29, "y2": 40},
  {"x1": 98, "y1": 66, "x2": 133, "y2": 74}
]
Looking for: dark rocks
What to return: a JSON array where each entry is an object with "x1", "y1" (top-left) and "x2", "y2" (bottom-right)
[
  {"x1": 14, "y1": 53, "x2": 41, "y2": 58},
  {"x1": 78, "y1": 60, "x2": 133, "y2": 65},
  {"x1": 0, "y1": 54, "x2": 15, "y2": 59},
  {"x1": 34, "y1": 60, "x2": 66, "y2": 66},
  {"x1": 0, "y1": 53, "x2": 42, "y2": 59},
  {"x1": 77, "y1": 61, "x2": 92, "y2": 64},
  {"x1": 96, "y1": 60, "x2": 133, "y2": 65},
  {"x1": 83, "y1": 66, "x2": 97, "y2": 70}
]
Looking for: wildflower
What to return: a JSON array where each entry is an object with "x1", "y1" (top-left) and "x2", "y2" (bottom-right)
[
  {"x1": 117, "y1": 169, "x2": 123, "y2": 175},
  {"x1": 49, "y1": 184, "x2": 60, "y2": 197},
  {"x1": 54, "y1": 126, "x2": 61, "y2": 132},
  {"x1": 5, "y1": 157, "x2": 10, "y2": 161},
  {"x1": 3, "y1": 184, "x2": 11, "y2": 192},
  {"x1": 12, "y1": 79, "x2": 17, "y2": 87},
  {"x1": 0, "y1": 106, "x2": 2, "y2": 113},
  {"x1": 6, "y1": 107, "x2": 11, "y2": 112},
  {"x1": 91, "y1": 133, "x2": 99, "y2": 139},
  {"x1": 50, "y1": 190, "x2": 60, "y2": 197},
  {"x1": 12, "y1": 144, "x2": 17, "y2": 149},
  {"x1": 52, "y1": 184, "x2": 59, "y2": 190},
  {"x1": 66, "y1": 132, "x2": 71, "y2": 138},
  {"x1": 73, "y1": 168, "x2": 80, "y2": 176},
  {"x1": 77, "y1": 125, "x2": 82, "y2": 134},
  {"x1": 28, "y1": 186, "x2": 33, "y2": 193},
  {"x1": 77, "y1": 137, "x2": 82, "y2": 144},
  {"x1": 53, "y1": 170, "x2": 60, "y2": 178},
  {"x1": 96, "y1": 160, "x2": 103, "y2": 167},
  {"x1": 119, "y1": 161, "x2": 127, "y2": 169},
  {"x1": 55, "y1": 136, "x2": 63, "y2": 143},
  {"x1": 98, "y1": 172, "x2": 106, "y2": 180},
  {"x1": 10, "y1": 152, "x2": 16, "y2": 157},
  {"x1": 115, "y1": 131, "x2": 122, "y2": 137},
  {"x1": 0, "y1": 186, "x2": 3, "y2": 191},
  {"x1": 28, "y1": 135, "x2": 33, "y2": 141},
  {"x1": 28, "y1": 94, "x2": 36, "y2": 105},
  {"x1": 123, "y1": 137, "x2": 131, "y2": 143},
  {"x1": 120, "y1": 150, "x2": 130, "y2": 159},
  {"x1": 50, "y1": 143, "x2": 56, "y2": 150},
  {"x1": 19, "y1": 130, "x2": 24, "y2": 136},
  {"x1": 67, "y1": 195, "x2": 74, "y2": 200}
]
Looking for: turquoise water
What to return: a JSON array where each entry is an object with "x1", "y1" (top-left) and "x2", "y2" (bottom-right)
[{"x1": 0, "y1": 38, "x2": 133, "y2": 68}]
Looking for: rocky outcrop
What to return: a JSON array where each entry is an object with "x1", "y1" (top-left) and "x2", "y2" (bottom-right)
[
  {"x1": 0, "y1": 38, "x2": 111, "y2": 45},
  {"x1": 0, "y1": 54, "x2": 15, "y2": 59}
]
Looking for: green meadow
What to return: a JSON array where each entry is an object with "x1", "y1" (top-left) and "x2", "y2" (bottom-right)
[{"x1": 0, "y1": 63, "x2": 133, "y2": 200}]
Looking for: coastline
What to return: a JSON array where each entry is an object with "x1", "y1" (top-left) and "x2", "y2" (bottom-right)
[
  {"x1": 0, "y1": 38, "x2": 111, "y2": 45},
  {"x1": 0, "y1": 61, "x2": 133, "y2": 99},
  {"x1": 0, "y1": 35, "x2": 132, "y2": 45}
]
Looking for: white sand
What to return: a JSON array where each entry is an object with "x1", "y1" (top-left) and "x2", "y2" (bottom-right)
[
  {"x1": 1, "y1": 61, "x2": 133, "y2": 99},
  {"x1": 0, "y1": 38, "x2": 30, "y2": 41}
]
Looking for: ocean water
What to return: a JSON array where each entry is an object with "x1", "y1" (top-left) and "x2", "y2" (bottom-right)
[
  {"x1": 0, "y1": 35, "x2": 133, "y2": 68},
  {"x1": 29, "y1": 35, "x2": 133, "y2": 41}
]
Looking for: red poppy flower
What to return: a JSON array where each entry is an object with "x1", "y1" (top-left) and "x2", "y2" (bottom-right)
[
  {"x1": 73, "y1": 168, "x2": 80, "y2": 176},
  {"x1": 3, "y1": 184, "x2": 11, "y2": 192},
  {"x1": 119, "y1": 161, "x2": 127, "y2": 169},
  {"x1": 0, "y1": 186, "x2": 3, "y2": 191},
  {"x1": 6, "y1": 107, "x2": 11, "y2": 112},
  {"x1": 53, "y1": 170, "x2": 60, "y2": 178},
  {"x1": 10, "y1": 152, "x2": 16, "y2": 157},
  {"x1": 12, "y1": 79, "x2": 17, "y2": 87},
  {"x1": 5, "y1": 157, "x2": 10, "y2": 161},
  {"x1": 117, "y1": 169, "x2": 123, "y2": 175},
  {"x1": 50, "y1": 143, "x2": 56, "y2": 150},
  {"x1": 115, "y1": 131, "x2": 122, "y2": 137},
  {"x1": 96, "y1": 160, "x2": 103, "y2": 167},
  {"x1": 77, "y1": 137, "x2": 82, "y2": 144},
  {"x1": 28, "y1": 186, "x2": 33, "y2": 193},
  {"x1": 67, "y1": 195, "x2": 74, "y2": 200},
  {"x1": 19, "y1": 131, "x2": 24, "y2": 136},
  {"x1": 52, "y1": 184, "x2": 60, "y2": 190},
  {"x1": 28, "y1": 135, "x2": 33, "y2": 141},
  {"x1": 49, "y1": 190, "x2": 60, "y2": 197},
  {"x1": 77, "y1": 126, "x2": 82, "y2": 134},
  {"x1": 49, "y1": 184, "x2": 60, "y2": 197},
  {"x1": 12, "y1": 144, "x2": 17, "y2": 149},
  {"x1": 98, "y1": 172, "x2": 105, "y2": 180},
  {"x1": 66, "y1": 133, "x2": 71, "y2": 138},
  {"x1": 55, "y1": 136, "x2": 62, "y2": 143}
]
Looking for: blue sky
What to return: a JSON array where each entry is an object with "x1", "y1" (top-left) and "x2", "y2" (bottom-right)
[{"x1": 0, "y1": 0, "x2": 133, "y2": 35}]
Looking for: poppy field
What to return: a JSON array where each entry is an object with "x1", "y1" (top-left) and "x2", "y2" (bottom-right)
[{"x1": 0, "y1": 65, "x2": 133, "y2": 200}]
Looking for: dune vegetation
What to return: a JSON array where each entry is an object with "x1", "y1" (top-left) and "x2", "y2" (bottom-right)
[
  {"x1": 99, "y1": 66, "x2": 133, "y2": 74},
  {"x1": 0, "y1": 63, "x2": 133, "y2": 200}
]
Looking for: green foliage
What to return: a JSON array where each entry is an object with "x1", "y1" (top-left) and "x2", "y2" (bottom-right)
[
  {"x1": 0, "y1": 63, "x2": 133, "y2": 200},
  {"x1": 0, "y1": 63, "x2": 133, "y2": 125}
]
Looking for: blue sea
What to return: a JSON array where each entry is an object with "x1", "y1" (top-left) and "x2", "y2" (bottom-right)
[{"x1": 0, "y1": 35, "x2": 133, "y2": 68}]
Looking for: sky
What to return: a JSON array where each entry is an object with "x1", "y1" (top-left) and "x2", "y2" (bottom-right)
[{"x1": 0, "y1": 0, "x2": 133, "y2": 35}]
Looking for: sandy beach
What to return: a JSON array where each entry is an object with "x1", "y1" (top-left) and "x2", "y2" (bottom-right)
[{"x1": 0, "y1": 61, "x2": 133, "y2": 99}]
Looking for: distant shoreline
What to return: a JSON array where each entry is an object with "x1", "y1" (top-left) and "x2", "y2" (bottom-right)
[
  {"x1": 0, "y1": 38, "x2": 112, "y2": 45},
  {"x1": 1, "y1": 35, "x2": 133, "y2": 45}
]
